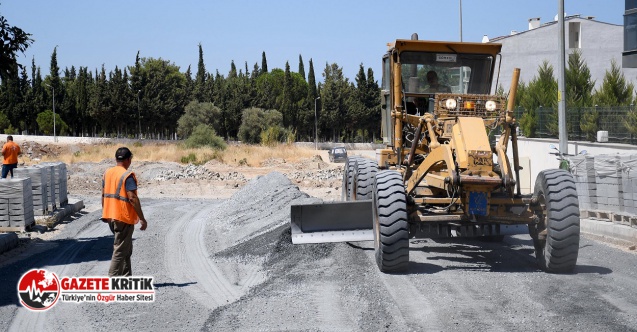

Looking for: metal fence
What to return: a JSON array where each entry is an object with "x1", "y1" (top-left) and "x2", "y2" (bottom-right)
[{"x1": 512, "y1": 107, "x2": 637, "y2": 145}]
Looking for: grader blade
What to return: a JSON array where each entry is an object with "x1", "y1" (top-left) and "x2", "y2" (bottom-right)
[{"x1": 290, "y1": 200, "x2": 373, "y2": 244}]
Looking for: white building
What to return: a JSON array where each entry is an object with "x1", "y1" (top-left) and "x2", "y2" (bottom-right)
[{"x1": 486, "y1": 15, "x2": 637, "y2": 94}]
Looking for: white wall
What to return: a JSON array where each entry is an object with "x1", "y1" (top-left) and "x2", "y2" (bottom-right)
[{"x1": 502, "y1": 137, "x2": 637, "y2": 193}]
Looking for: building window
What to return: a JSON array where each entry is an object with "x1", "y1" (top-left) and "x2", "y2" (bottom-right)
[
  {"x1": 626, "y1": 12, "x2": 637, "y2": 51},
  {"x1": 569, "y1": 22, "x2": 581, "y2": 49}
]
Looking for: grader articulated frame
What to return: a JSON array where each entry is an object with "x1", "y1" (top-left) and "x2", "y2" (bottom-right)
[{"x1": 291, "y1": 36, "x2": 580, "y2": 273}]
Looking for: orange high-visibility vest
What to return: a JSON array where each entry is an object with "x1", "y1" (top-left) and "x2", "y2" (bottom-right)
[
  {"x1": 2, "y1": 141, "x2": 20, "y2": 164},
  {"x1": 102, "y1": 166, "x2": 139, "y2": 224}
]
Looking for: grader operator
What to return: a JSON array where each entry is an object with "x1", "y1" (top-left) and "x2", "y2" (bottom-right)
[{"x1": 291, "y1": 35, "x2": 580, "y2": 274}]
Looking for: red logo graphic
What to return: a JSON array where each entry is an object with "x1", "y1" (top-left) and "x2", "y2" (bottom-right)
[{"x1": 17, "y1": 269, "x2": 60, "y2": 311}]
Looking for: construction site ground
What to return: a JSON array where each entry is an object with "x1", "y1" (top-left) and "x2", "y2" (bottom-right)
[{"x1": 0, "y1": 143, "x2": 637, "y2": 331}]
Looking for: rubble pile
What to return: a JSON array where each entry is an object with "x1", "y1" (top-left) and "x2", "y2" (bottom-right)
[
  {"x1": 152, "y1": 164, "x2": 247, "y2": 182},
  {"x1": 285, "y1": 167, "x2": 343, "y2": 182},
  {"x1": 20, "y1": 141, "x2": 62, "y2": 160}
]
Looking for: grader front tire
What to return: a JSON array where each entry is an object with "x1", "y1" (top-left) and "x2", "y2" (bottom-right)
[
  {"x1": 532, "y1": 169, "x2": 580, "y2": 273},
  {"x1": 373, "y1": 170, "x2": 409, "y2": 273}
]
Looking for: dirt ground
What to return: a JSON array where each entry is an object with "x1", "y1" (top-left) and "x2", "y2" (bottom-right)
[{"x1": 64, "y1": 148, "x2": 376, "y2": 212}]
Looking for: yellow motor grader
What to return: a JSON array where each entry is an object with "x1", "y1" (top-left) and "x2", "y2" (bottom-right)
[{"x1": 291, "y1": 35, "x2": 580, "y2": 273}]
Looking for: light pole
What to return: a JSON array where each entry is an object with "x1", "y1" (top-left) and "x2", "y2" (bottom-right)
[
  {"x1": 137, "y1": 90, "x2": 141, "y2": 139},
  {"x1": 459, "y1": 0, "x2": 463, "y2": 42},
  {"x1": 45, "y1": 83, "x2": 56, "y2": 142},
  {"x1": 314, "y1": 96, "x2": 320, "y2": 150}
]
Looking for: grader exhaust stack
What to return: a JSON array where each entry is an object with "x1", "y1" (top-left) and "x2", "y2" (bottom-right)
[{"x1": 291, "y1": 37, "x2": 580, "y2": 274}]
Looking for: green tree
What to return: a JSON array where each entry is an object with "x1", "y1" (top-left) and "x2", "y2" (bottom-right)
[
  {"x1": 136, "y1": 57, "x2": 188, "y2": 138},
  {"x1": 36, "y1": 109, "x2": 69, "y2": 135},
  {"x1": 107, "y1": 66, "x2": 134, "y2": 136},
  {"x1": 592, "y1": 59, "x2": 634, "y2": 106},
  {"x1": 345, "y1": 64, "x2": 369, "y2": 141},
  {"x1": 0, "y1": 14, "x2": 33, "y2": 81},
  {"x1": 565, "y1": 50, "x2": 594, "y2": 108},
  {"x1": 194, "y1": 43, "x2": 207, "y2": 101},
  {"x1": 89, "y1": 66, "x2": 109, "y2": 135},
  {"x1": 261, "y1": 51, "x2": 268, "y2": 75},
  {"x1": 177, "y1": 101, "x2": 222, "y2": 138},
  {"x1": 0, "y1": 111, "x2": 10, "y2": 132},
  {"x1": 365, "y1": 67, "x2": 381, "y2": 140},
  {"x1": 519, "y1": 61, "x2": 557, "y2": 137},
  {"x1": 0, "y1": 63, "x2": 21, "y2": 130},
  {"x1": 183, "y1": 65, "x2": 194, "y2": 102},
  {"x1": 298, "y1": 54, "x2": 305, "y2": 80},
  {"x1": 281, "y1": 62, "x2": 294, "y2": 128},
  {"x1": 75, "y1": 66, "x2": 91, "y2": 136},
  {"x1": 321, "y1": 63, "x2": 350, "y2": 141},
  {"x1": 229, "y1": 60, "x2": 237, "y2": 79},
  {"x1": 47, "y1": 46, "x2": 63, "y2": 115},
  {"x1": 255, "y1": 68, "x2": 284, "y2": 110},
  {"x1": 61, "y1": 66, "x2": 79, "y2": 135}
]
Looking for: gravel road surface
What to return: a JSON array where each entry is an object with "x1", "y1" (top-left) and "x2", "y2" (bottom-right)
[{"x1": 1, "y1": 171, "x2": 637, "y2": 331}]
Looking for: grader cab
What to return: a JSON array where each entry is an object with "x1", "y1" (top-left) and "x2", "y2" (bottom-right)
[{"x1": 291, "y1": 36, "x2": 580, "y2": 273}]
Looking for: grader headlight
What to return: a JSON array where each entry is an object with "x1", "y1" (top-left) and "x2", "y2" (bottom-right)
[
  {"x1": 485, "y1": 100, "x2": 497, "y2": 111},
  {"x1": 444, "y1": 98, "x2": 457, "y2": 109}
]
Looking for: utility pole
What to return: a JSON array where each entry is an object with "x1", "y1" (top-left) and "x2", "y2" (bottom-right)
[
  {"x1": 315, "y1": 96, "x2": 320, "y2": 150},
  {"x1": 137, "y1": 90, "x2": 141, "y2": 139},
  {"x1": 557, "y1": 0, "x2": 568, "y2": 154}
]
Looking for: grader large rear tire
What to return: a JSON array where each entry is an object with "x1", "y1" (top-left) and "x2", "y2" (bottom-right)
[
  {"x1": 373, "y1": 170, "x2": 409, "y2": 273},
  {"x1": 532, "y1": 169, "x2": 580, "y2": 273},
  {"x1": 342, "y1": 157, "x2": 361, "y2": 201},
  {"x1": 354, "y1": 159, "x2": 378, "y2": 200}
]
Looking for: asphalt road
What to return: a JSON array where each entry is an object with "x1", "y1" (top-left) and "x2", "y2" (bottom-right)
[{"x1": 1, "y1": 174, "x2": 637, "y2": 331}]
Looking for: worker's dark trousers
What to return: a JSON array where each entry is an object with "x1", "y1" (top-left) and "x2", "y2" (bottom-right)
[
  {"x1": 108, "y1": 220, "x2": 135, "y2": 276},
  {"x1": 1, "y1": 163, "x2": 17, "y2": 178}
]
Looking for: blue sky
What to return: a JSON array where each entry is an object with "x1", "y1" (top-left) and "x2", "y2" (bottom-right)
[{"x1": 2, "y1": 0, "x2": 626, "y2": 82}]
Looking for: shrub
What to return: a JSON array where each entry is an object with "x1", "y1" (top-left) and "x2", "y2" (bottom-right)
[
  {"x1": 260, "y1": 126, "x2": 281, "y2": 147},
  {"x1": 180, "y1": 153, "x2": 197, "y2": 164},
  {"x1": 184, "y1": 124, "x2": 227, "y2": 150},
  {"x1": 238, "y1": 108, "x2": 265, "y2": 144},
  {"x1": 4, "y1": 124, "x2": 18, "y2": 135}
]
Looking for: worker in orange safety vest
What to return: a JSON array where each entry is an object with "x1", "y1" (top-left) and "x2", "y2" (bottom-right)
[
  {"x1": 101, "y1": 147, "x2": 148, "y2": 276},
  {"x1": 1, "y1": 135, "x2": 21, "y2": 179}
]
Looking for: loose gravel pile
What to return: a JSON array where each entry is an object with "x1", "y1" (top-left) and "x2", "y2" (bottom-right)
[{"x1": 203, "y1": 172, "x2": 320, "y2": 252}]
